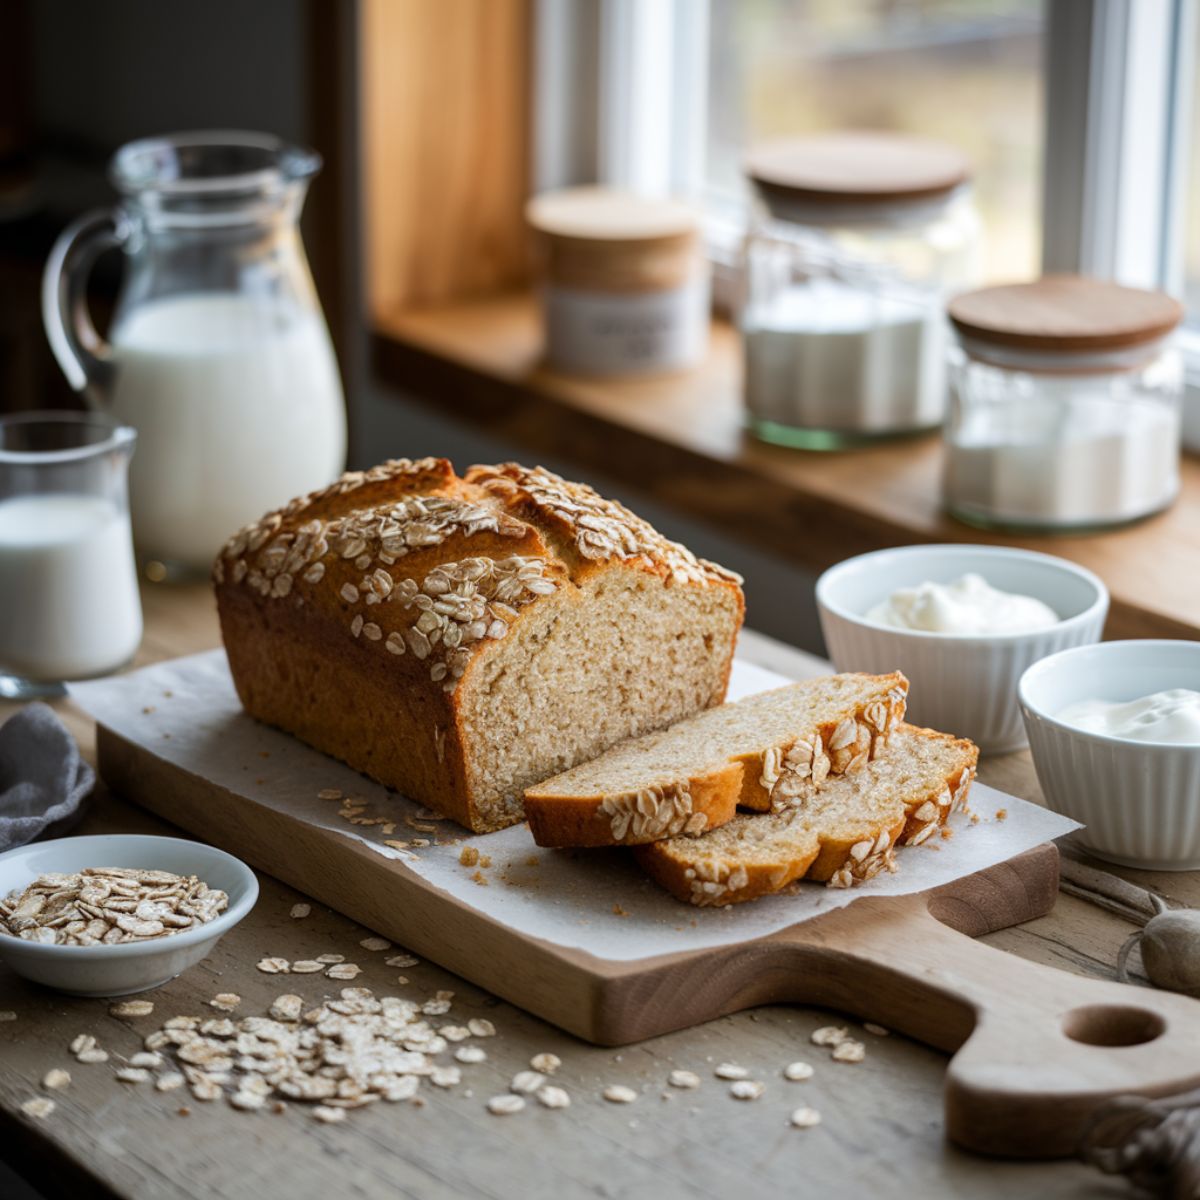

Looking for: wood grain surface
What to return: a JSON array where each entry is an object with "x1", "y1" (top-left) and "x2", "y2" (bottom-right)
[
  {"x1": 0, "y1": 587, "x2": 1177, "y2": 1200},
  {"x1": 360, "y1": 0, "x2": 533, "y2": 314},
  {"x1": 371, "y1": 293, "x2": 1200, "y2": 643}
]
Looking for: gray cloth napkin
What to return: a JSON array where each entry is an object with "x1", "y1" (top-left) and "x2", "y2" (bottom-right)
[{"x1": 0, "y1": 703, "x2": 95, "y2": 851}]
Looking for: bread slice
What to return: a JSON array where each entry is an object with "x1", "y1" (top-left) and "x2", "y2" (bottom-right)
[
  {"x1": 635, "y1": 725, "x2": 978, "y2": 906},
  {"x1": 523, "y1": 673, "x2": 908, "y2": 848}
]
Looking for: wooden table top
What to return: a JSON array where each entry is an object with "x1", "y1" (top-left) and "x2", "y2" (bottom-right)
[
  {"x1": 0, "y1": 583, "x2": 1183, "y2": 1200},
  {"x1": 372, "y1": 293, "x2": 1200, "y2": 642}
]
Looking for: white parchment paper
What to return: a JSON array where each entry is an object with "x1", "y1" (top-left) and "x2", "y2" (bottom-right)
[{"x1": 70, "y1": 650, "x2": 1079, "y2": 962}]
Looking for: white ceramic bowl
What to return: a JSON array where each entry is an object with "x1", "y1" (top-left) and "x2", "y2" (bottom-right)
[
  {"x1": 816, "y1": 544, "x2": 1109, "y2": 753},
  {"x1": 0, "y1": 834, "x2": 257, "y2": 996},
  {"x1": 1020, "y1": 640, "x2": 1200, "y2": 870}
]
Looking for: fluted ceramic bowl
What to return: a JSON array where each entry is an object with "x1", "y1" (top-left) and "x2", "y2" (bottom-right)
[
  {"x1": 816, "y1": 545, "x2": 1108, "y2": 754},
  {"x1": 0, "y1": 835, "x2": 257, "y2": 995},
  {"x1": 1020, "y1": 641, "x2": 1200, "y2": 870}
]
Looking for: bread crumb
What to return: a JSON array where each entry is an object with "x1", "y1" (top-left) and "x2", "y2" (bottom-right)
[
  {"x1": 995, "y1": 808, "x2": 1008, "y2": 821},
  {"x1": 471, "y1": 871, "x2": 489, "y2": 887},
  {"x1": 969, "y1": 811, "x2": 981, "y2": 824},
  {"x1": 479, "y1": 854, "x2": 492, "y2": 868},
  {"x1": 459, "y1": 847, "x2": 480, "y2": 868},
  {"x1": 940, "y1": 827, "x2": 954, "y2": 840},
  {"x1": 142, "y1": 705, "x2": 155, "y2": 714},
  {"x1": 612, "y1": 903, "x2": 628, "y2": 917},
  {"x1": 525, "y1": 856, "x2": 540, "y2": 867}
]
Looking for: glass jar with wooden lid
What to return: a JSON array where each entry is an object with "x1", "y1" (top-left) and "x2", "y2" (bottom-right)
[
  {"x1": 526, "y1": 187, "x2": 708, "y2": 378},
  {"x1": 944, "y1": 275, "x2": 1184, "y2": 532},
  {"x1": 741, "y1": 131, "x2": 980, "y2": 449}
]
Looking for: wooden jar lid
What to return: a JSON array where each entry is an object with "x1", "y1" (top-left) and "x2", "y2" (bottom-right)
[
  {"x1": 948, "y1": 275, "x2": 1184, "y2": 354},
  {"x1": 745, "y1": 131, "x2": 971, "y2": 207},
  {"x1": 526, "y1": 187, "x2": 700, "y2": 292}
]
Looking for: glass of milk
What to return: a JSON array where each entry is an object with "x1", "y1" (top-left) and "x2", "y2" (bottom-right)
[
  {"x1": 0, "y1": 412, "x2": 142, "y2": 698},
  {"x1": 42, "y1": 131, "x2": 346, "y2": 580}
]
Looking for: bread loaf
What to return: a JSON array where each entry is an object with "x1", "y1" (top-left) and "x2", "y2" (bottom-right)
[
  {"x1": 213, "y1": 459, "x2": 744, "y2": 833},
  {"x1": 524, "y1": 673, "x2": 908, "y2": 847},
  {"x1": 636, "y1": 725, "x2": 977, "y2": 906}
]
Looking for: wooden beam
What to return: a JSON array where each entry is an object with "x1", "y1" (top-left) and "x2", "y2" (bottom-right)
[{"x1": 361, "y1": 0, "x2": 533, "y2": 314}]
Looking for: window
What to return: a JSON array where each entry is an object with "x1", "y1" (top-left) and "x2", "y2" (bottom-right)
[
  {"x1": 706, "y1": 0, "x2": 1045, "y2": 282},
  {"x1": 537, "y1": 0, "x2": 1198, "y2": 323}
]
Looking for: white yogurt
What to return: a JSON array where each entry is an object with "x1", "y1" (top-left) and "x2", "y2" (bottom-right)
[
  {"x1": 1057, "y1": 689, "x2": 1200, "y2": 744},
  {"x1": 866, "y1": 572, "x2": 1059, "y2": 635},
  {"x1": 0, "y1": 494, "x2": 143, "y2": 681}
]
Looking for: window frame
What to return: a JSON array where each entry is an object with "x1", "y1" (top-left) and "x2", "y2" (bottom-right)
[{"x1": 534, "y1": 0, "x2": 1200, "y2": 329}]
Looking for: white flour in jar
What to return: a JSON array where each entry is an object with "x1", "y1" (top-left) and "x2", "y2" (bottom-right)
[
  {"x1": 744, "y1": 279, "x2": 946, "y2": 433},
  {"x1": 945, "y1": 394, "x2": 1179, "y2": 527}
]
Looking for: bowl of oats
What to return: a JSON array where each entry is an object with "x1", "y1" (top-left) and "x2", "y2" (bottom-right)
[{"x1": 0, "y1": 834, "x2": 257, "y2": 996}]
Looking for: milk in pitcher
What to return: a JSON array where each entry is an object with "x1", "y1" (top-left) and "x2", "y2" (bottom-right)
[{"x1": 109, "y1": 293, "x2": 346, "y2": 570}]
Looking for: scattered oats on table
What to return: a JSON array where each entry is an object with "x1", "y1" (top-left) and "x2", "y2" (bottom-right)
[
  {"x1": 536, "y1": 1085, "x2": 570, "y2": 1109},
  {"x1": 668, "y1": 1070, "x2": 700, "y2": 1089},
  {"x1": 129, "y1": 1052, "x2": 163, "y2": 1069},
  {"x1": 831, "y1": 1040, "x2": 866, "y2": 1064},
  {"x1": 290, "y1": 960, "x2": 324, "y2": 974},
  {"x1": 810, "y1": 1026, "x2": 848, "y2": 1047},
  {"x1": 209, "y1": 993, "x2": 241, "y2": 1012},
  {"x1": 313, "y1": 1105, "x2": 346, "y2": 1124},
  {"x1": 430, "y1": 1066, "x2": 461, "y2": 1088},
  {"x1": 116, "y1": 1067, "x2": 151, "y2": 1084},
  {"x1": 156, "y1": 1072, "x2": 186, "y2": 1092},
  {"x1": 317, "y1": 789, "x2": 342, "y2": 801},
  {"x1": 467, "y1": 1018, "x2": 496, "y2": 1038},
  {"x1": 21, "y1": 1097, "x2": 55, "y2": 1119},
  {"x1": 359, "y1": 936, "x2": 391, "y2": 952},
  {"x1": 456, "y1": 1046, "x2": 487, "y2": 1064},
  {"x1": 510, "y1": 1071, "x2": 546, "y2": 1095},
  {"x1": 439, "y1": 1025, "x2": 470, "y2": 1042},
  {"x1": 791, "y1": 1106, "x2": 822, "y2": 1129},
  {"x1": 783, "y1": 1061, "x2": 814, "y2": 1082},
  {"x1": 0, "y1": 1011, "x2": 16, "y2": 1022},
  {"x1": 863, "y1": 1023, "x2": 889, "y2": 1037},
  {"x1": 42, "y1": 1069, "x2": 70, "y2": 1090},
  {"x1": 110, "y1": 1000, "x2": 155, "y2": 1018},
  {"x1": 487, "y1": 1094, "x2": 525, "y2": 1116},
  {"x1": 730, "y1": 1080, "x2": 764, "y2": 1101},
  {"x1": 714, "y1": 1063, "x2": 749, "y2": 1080},
  {"x1": 289, "y1": 903, "x2": 311, "y2": 919},
  {"x1": 256, "y1": 957, "x2": 290, "y2": 974},
  {"x1": 386, "y1": 954, "x2": 419, "y2": 969},
  {"x1": 603, "y1": 1085, "x2": 638, "y2": 1104},
  {"x1": 326, "y1": 963, "x2": 362, "y2": 981},
  {"x1": 530, "y1": 1052, "x2": 561, "y2": 1075},
  {"x1": 269, "y1": 994, "x2": 304, "y2": 1022},
  {"x1": 316, "y1": 953, "x2": 344, "y2": 964}
]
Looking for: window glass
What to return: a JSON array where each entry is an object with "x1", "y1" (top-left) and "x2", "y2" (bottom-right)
[{"x1": 707, "y1": 0, "x2": 1045, "y2": 282}]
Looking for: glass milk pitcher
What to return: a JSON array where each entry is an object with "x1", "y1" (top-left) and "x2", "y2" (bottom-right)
[{"x1": 43, "y1": 131, "x2": 347, "y2": 578}]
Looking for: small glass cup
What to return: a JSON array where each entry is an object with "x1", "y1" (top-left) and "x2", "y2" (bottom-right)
[{"x1": 0, "y1": 412, "x2": 142, "y2": 698}]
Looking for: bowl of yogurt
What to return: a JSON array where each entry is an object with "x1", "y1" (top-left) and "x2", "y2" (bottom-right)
[
  {"x1": 816, "y1": 544, "x2": 1108, "y2": 753},
  {"x1": 1020, "y1": 640, "x2": 1200, "y2": 869}
]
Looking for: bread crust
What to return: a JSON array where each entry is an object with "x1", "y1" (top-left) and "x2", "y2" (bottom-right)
[
  {"x1": 214, "y1": 459, "x2": 744, "y2": 833},
  {"x1": 635, "y1": 724, "x2": 978, "y2": 906},
  {"x1": 525, "y1": 762, "x2": 743, "y2": 848}
]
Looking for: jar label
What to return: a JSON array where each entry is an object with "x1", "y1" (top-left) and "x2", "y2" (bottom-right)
[{"x1": 542, "y1": 277, "x2": 709, "y2": 376}]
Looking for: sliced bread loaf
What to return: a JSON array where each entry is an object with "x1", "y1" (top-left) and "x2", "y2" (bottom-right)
[
  {"x1": 634, "y1": 725, "x2": 978, "y2": 906},
  {"x1": 523, "y1": 673, "x2": 908, "y2": 848}
]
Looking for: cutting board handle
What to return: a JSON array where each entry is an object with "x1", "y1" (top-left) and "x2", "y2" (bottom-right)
[{"x1": 776, "y1": 848, "x2": 1200, "y2": 1159}]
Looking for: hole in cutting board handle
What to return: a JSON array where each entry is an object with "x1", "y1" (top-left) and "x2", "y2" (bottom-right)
[{"x1": 1062, "y1": 1004, "x2": 1166, "y2": 1047}]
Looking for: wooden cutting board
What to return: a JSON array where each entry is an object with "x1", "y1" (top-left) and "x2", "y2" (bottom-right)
[{"x1": 96, "y1": 723, "x2": 1200, "y2": 1161}]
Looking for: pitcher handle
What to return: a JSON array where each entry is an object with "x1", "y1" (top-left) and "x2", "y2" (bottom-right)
[{"x1": 41, "y1": 208, "x2": 129, "y2": 401}]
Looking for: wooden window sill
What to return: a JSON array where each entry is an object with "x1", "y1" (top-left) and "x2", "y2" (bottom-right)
[{"x1": 371, "y1": 291, "x2": 1200, "y2": 641}]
